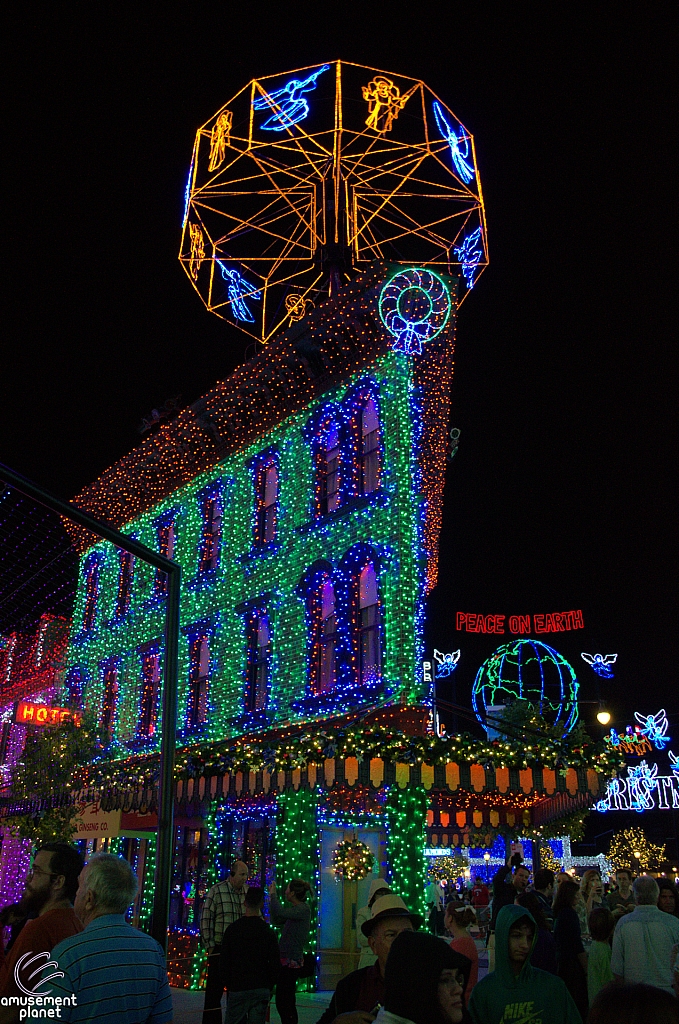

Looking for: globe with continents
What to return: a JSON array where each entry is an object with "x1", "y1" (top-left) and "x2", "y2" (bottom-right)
[{"x1": 472, "y1": 639, "x2": 579, "y2": 736}]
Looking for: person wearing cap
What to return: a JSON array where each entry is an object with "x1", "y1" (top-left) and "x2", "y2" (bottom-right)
[
  {"x1": 316, "y1": 894, "x2": 423, "y2": 1024},
  {"x1": 356, "y1": 881, "x2": 393, "y2": 969}
]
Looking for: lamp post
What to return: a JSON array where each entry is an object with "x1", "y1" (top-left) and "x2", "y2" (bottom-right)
[{"x1": 483, "y1": 851, "x2": 491, "y2": 883}]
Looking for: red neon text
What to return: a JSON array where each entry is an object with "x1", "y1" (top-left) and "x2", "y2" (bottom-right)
[
  {"x1": 14, "y1": 701, "x2": 82, "y2": 727},
  {"x1": 455, "y1": 611, "x2": 584, "y2": 634}
]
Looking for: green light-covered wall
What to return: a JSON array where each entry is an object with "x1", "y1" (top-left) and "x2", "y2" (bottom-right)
[{"x1": 66, "y1": 349, "x2": 426, "y2": 753}]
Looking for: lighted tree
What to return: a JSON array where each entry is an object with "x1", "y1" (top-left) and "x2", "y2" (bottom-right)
[
  {"x1": 607, "y1": 826, "x2": 666, "y2": 871},
  {"x1": 539, "y1": 845, "x2": 562, "y2": 874},
  {"x1": 5, "y1": 712, "x2": 105, "y2": 844}
]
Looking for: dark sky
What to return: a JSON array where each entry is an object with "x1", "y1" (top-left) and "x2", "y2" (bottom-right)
[{"x1": 2, "y1": 6, "x2": 676, "y2": 729}]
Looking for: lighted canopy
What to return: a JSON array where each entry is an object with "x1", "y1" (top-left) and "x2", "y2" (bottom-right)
[{"x1": 179, "y1": 60, "x2": 487, "y2": 343}]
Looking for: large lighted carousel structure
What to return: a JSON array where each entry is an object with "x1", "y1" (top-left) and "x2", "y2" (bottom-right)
[{"x1": 2, "y1": 62, "x2": 622, "y2": 990}]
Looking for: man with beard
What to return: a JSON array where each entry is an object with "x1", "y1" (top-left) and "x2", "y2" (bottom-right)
[{"x1": 0, "y1": 842, "x2": 83, "y2": 1020}]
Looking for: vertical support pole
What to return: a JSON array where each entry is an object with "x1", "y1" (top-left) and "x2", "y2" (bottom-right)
[{"x1": 152, "y1": 564, "x2": 181, "y2": 951}]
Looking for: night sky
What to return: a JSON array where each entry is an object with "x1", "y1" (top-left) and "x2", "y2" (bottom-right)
[{"x1": 2, "y1": 7, "x2": 676, "y2": 797}]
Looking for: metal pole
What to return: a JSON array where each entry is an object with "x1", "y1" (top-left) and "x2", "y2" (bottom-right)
[{"x1": 0, "y1": 462, "x2": 179, "y2": 952}]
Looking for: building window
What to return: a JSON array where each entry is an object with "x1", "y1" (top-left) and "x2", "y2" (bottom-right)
[
  {"x1": 114, "y1": 550, "x2": 134, "y2": 619},
  {"x1": 360, "y1": 398, "x2": 380, "y2": 495},
  {"x1": 357, "y1": 563, "x2": 381, "y2": 686},
  {"x1": 310, "y1": 578, "x2": 337, "y2": 694},
  {"x1": 245, "y1": 613, "x2": 270, "y2": 712},
  {"x1": 254, "y1": 459, "x2": 278, "y2": 546},
  {"x1": 318, "y1": 423, "x2": 341, "y2": 515},
  {"x1": 65, "y1": 667, "x2": 83, "y2": 707},
  {"x1": 187, "y1": 635, "x2": 210, "y2": 728},
  {"x1": 82, "y1": 560, "x2": 99, "y2": 633},
  {"x1": 100, "y1": 663, "x2": 119, "y2": 735},
  {"x1": 199, "y1": 493, "x2": 222, "y2": 573},
  {"x1": 155, "y1": 517, "x2": 176, "y2": 596},
  {"x1": 138, "y1": 649, "x2": 161, "y2": 739}
]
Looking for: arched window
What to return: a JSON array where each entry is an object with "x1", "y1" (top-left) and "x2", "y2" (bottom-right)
[
  {"x1": 318, "y1": 423, "x2": 341, "y2": 515},
  {"x1": 310, "y1": 578, "x2": 337, "y2": 694},
  {"x1": 100, "y1": 662, "x2": 119, "y2": 734},
  {"x1": 82, "y1": 560, "x2": 99, "y2": 633},
  {"x1": 188, "y1": 635, "x2": 210, "y2": 728},
  {"x1": 254, "y1": 460, "x2": 279, "y2": 545},
  {"x1": 199, "y1": 493, "x2": 222, "y2": 573},
  {"x1": 357, "y1": 564, "x2": 381, "y2": 686},
  {"x1": 114, "y1": 550, "x2": 134, "y2": 619},
  {"x1": 360, "y1": 398, "x2": 380, "y2": 494},
  {"x1": 138, "y1": 648, "x2": 161, "y2": 739},
  {"x1": 245, "y1": 613, "x2": 270, "y2": 712},
  {"x1": 65, "y1": 667, "x2": 83, "y2": 708},
  {"x1": 155, "y1": 517, "x2": 176, "y2": 596}
]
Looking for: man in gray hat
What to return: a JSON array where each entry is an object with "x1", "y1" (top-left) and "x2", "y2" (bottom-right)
[{"x1": 316, "y1": 894, "x2": 422, "y2": 1024}]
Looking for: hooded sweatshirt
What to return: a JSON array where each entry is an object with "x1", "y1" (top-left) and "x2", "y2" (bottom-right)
[{"x1": 468, "y1": 905, "x2": 583, "y2": 1024}]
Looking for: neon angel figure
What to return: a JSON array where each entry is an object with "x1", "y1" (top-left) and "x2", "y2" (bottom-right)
[
  {"x1": 433, "y1": 102, "x2": 475, "y2": 184},
  {"x1": 217, "y1": 262, "x2": 261, "y2": 323},
  {"x1": 634, "y1": 709, "x2": 671, "y2": 750},
  {"x1": 434, "y1": 650, "x2": 460, "y2": 679},
  {"x1": 454, "y1": 227, "x2": 484, "y2": 289},
  {"x1": 253, "y1": 65, "x2": 330, "y2": 131},
  {"x1": 581, "y1": 652, "x2": 617, "y2": 679}
]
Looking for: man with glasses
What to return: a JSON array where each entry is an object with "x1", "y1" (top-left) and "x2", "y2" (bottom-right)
[{"x1": 0, "y1": 843, "x2": 83, "y2": 1018}]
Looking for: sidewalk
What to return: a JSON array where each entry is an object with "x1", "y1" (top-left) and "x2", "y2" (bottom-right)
[{"x1": 171, "y1": 988, "x2": 332, "y2": 1024}]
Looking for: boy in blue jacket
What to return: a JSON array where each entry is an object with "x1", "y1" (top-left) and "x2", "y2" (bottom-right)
[{"x1": 469, "y1": 904, "x2": 582, "y2": 1024}]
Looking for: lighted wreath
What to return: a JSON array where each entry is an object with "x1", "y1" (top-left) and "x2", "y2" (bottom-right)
[{"x1": 332, "y1": 839, "x2": 374, "y2": 881}]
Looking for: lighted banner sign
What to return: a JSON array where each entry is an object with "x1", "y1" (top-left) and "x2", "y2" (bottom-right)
[
  {"x1": 13, "y1": 701, "x2": 82, "y2": 727},
  {"x1": 456, "y1": 611, "x2": 584, "y2": 634},
  {"x1": 596, "y1": 710, "x2": 679, "y2": 813}
]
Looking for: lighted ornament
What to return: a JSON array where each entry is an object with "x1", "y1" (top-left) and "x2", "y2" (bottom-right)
[
  {"x1": 472, "y1": 639, "x2": 580, "y2": 736},
  {"x1": 581, "y1": 653, "x2": 617, "y2": 679},
  {"x1": 179, "y1": 61, "x2": 486, "y2": 343},
  {"x1": 379, "y1": 269, "x2": 451, "y2": 355},
  {"x1": 331, "y1": 838, "x2": 374, "y2": 881},
  {"x1": 433, "y1": 649, "x2": 460, "y2": 678}
]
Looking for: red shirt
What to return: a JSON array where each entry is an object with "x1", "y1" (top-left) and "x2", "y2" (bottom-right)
[
  {"x1": 471, "y1": 884, "x2": 489, "y2": 907},
  {"x1": 0, "y1": 907, "x2": 83, "y2": 1002},
  {"x1": 450, "y1": 934, "x2": 479, "y2": 1005}
]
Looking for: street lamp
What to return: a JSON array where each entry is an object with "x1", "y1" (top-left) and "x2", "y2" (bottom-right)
[
  {"x1": 483, "y1": 851, "x2": 491, "y2": 881},
  {"x1": 597, "y1": 708, "x2": 611, "y2": 726}
]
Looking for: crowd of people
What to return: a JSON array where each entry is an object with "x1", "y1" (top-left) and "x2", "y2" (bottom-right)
[{"x1": 0, "y1": 844, "x2": 678, "y2": 1024}]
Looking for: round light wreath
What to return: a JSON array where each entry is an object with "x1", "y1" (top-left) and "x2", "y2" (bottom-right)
[{"x1": 332, "y1": 838, "x2": 374, "y2": 881}]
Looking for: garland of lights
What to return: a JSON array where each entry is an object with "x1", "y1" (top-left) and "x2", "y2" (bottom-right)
[
  {"x1": 75, "y1": 715, "x2": 622, "y2": 793},
  {"x1": 331, "y1": 838, "x2": 374, "y2": 881},
  {"x1": 138, "y1": 833, "x2": 157, "y2": 933}
]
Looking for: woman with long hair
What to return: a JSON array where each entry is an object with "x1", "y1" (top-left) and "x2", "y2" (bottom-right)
[
  {"x1": 374, "y1": 930, "x2": 472, "y2": 1024},
  {"x1": 269, "y1": 878, "x2": 313, "y2": 1024},
  {"x1": 444, "y1": 897, "x2": 479, "y2": 1004},
  {"x1": 553, "y1": 879, "x2": 588, "y2": 1020},
  {"x1": 579, "y1": 869, "x2": 604, "y2": 941}
]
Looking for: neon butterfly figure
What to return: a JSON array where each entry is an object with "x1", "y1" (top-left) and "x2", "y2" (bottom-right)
[
  {"x1": 580, "y1": 653, "x2": 617, "y2": 678},
  {"x1": 217, "y1": 263, "x2": 261, "y2": 323},
  {"x1": 634, "y1": 709, "x2": 671, "y2": 750},
  {"x1": 433, "y1": 649, "x2": 460, "y2": 678},
  {"x1": 432, "y1": 102, "x2": 475, "y2": 184},
  {"x1": 253, "y1": 66, "x2": 330, "y2": 131}
]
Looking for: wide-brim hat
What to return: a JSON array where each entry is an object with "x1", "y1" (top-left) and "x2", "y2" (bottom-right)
[
  {"x1": 367, "y1": 879, "x2": 392, "y2": 903},
  {"x1": 361, "y1": 894, "x2": 424, "y2": 936}
]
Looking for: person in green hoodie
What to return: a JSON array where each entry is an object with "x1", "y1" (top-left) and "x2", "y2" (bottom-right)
[{"x1": 469, "y1": 904, "x2": 583, "y2": 1024}]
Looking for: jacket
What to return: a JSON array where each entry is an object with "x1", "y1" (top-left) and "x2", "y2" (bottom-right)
[
  {"x1": 220, "y1": 915, "x2": 280, "y2": 991},
  {"x1": 469, "y1": 904, "x2": 583, "y2": 1024}
]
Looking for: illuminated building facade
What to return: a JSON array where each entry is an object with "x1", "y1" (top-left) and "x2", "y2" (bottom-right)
[{"x1": 0, "y1": 615, "x2": 70, "y2": 905}]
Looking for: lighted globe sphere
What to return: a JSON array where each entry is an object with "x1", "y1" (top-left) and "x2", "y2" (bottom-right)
[{"x1": 472, "y1": 639, "x2": 579, "y2": 736}]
